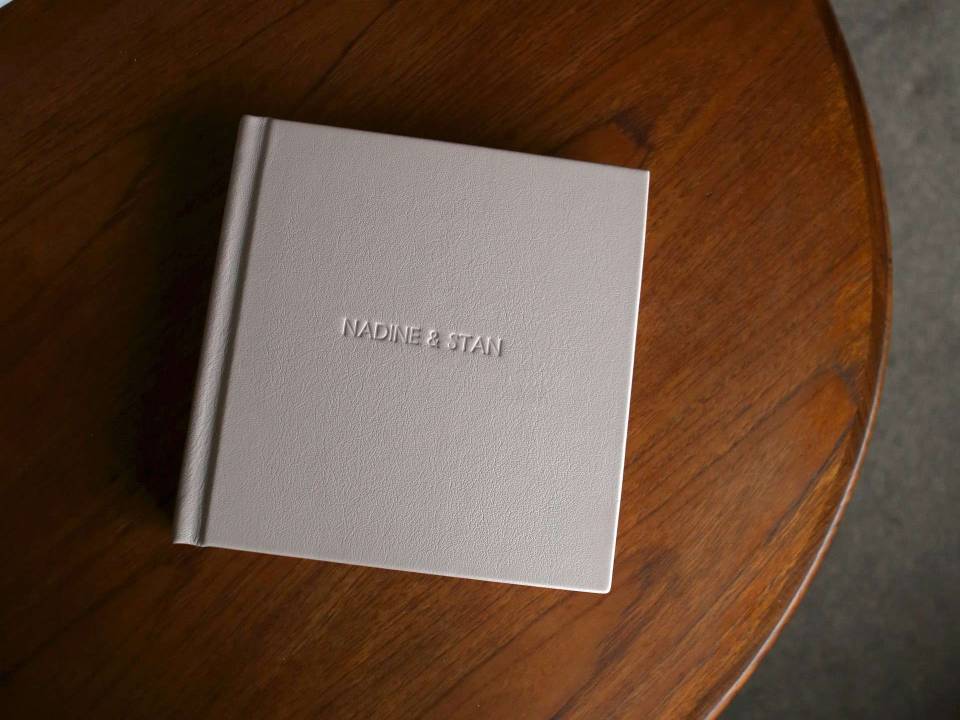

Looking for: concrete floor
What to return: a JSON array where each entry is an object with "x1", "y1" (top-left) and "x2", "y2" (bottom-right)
[{"x1": 727, "y1": 1, "x2": 960, "y2": 717}]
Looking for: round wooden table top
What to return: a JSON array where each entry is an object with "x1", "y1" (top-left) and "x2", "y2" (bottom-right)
[{"x1": 1, "y1": 1, "x2": 889, "y2": 718}]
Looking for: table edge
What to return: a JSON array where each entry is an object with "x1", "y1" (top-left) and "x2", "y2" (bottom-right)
[{"x1": 708, "y1": 1, "x2": 893, "y2": 715}]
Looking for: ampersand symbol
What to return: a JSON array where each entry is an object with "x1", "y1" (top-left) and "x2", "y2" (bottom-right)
[{"x1": 427, "y1": 329, "x2": 440, "y2": 348}]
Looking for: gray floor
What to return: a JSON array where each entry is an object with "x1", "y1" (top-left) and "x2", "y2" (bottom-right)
[{"x1": 726, "y1": 1, "x2": 959, "y2": 718}]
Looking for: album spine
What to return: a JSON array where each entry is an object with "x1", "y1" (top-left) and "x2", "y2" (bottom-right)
[{"x1": 173, "y1": 115, "x2": 270, "y2": 545}]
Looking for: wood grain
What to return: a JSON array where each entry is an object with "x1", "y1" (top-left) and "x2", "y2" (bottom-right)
[{"x1": 0, "y1": 1, "x2": 889, "y2": 717}]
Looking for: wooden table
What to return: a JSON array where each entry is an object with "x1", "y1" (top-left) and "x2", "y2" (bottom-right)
[{"x1": 0, "y1": 1, "x2": 889, "y2": 717}]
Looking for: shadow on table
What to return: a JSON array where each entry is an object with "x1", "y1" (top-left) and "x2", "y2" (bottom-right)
[{"x1": 121, "y1": 110, "x2": 241, "y2": 519}]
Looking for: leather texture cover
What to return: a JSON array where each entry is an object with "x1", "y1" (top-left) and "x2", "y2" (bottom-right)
[{"x1": 174, "y1": 116, "x2": 649, "y2": 592}]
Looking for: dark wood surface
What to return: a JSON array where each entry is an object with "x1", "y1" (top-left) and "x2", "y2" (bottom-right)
[{"x1": 0, "y1": 1, "x2": 889, "y2": 717}]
